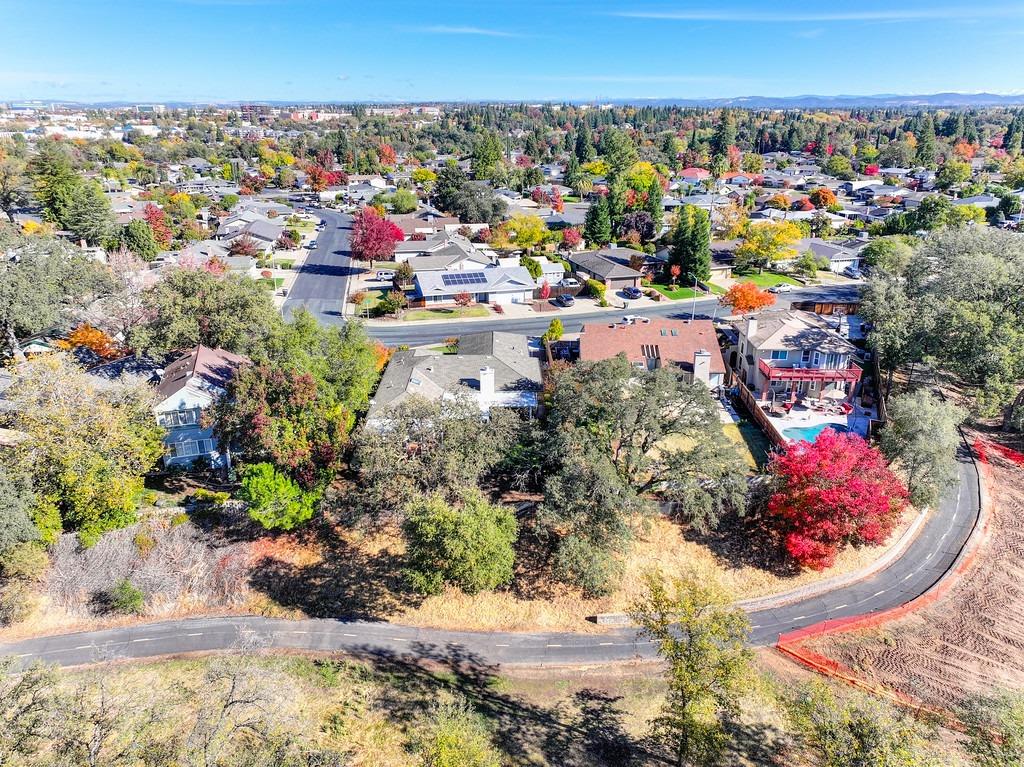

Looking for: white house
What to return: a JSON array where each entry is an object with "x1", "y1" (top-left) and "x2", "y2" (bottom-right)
[{"x1": 153, "y1": 345, "x2": 249, "y2": 468}]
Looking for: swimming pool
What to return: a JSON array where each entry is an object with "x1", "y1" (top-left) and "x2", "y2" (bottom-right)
[{"x1": 781, "y1": 422, "x2": 850, "y2": 443}]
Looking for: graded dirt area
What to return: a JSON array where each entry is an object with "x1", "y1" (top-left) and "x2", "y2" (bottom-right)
[{"x1": 805, "y1": 432, "x2": 1024, "y2": 709}]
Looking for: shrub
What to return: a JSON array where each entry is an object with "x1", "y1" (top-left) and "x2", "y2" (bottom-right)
[
  {"x1": 170, "y1": 512, "x2": 190, "y2": 528},
  {"x1": 403, "y1": 490, "x2": 518, "y2": 596},
  {"x1": 238, "y1": 463, "x2": 317, "y2": 531},
  {"x1": 134, "y1": 530, "x2": 157, "y2": 557},
  {"x1": 109, "y1": 578, "x2": 145, "y2": 615},
  {"x1": 541, "y1": 318, "x2": 564, "y2": 343},
  {"x1": 1, "y1": 542, "x2": 49, "y2": 582},
  {"x1": 492, "y1": 303, "x2": 504, "y2": 314},
  {"x1": 192, "y1": 489, "x2": 229, "y2": 507},
  {"x1": 555, "y1": 535, "x2": 622, "y2": 597},
  {"x1": 586, "y1": 278, "x2": 608, "y2": 306},
  {"x1": 0, "y1": 582, "x2": 36, "y2": 626},
  {"x1": 277, "y1": 260, "x2": 294, "y2": 270}
]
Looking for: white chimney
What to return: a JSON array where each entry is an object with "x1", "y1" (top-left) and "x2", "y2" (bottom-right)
[
  {"x1": 479, "y1": 366, "x2": 495, "y2": 398},
  {"x1": 693, "y1": 349, "x2": 712, "y2": 386},
  {"x1": 745, "y1": 316, "x2": 758, "y2": 340}
]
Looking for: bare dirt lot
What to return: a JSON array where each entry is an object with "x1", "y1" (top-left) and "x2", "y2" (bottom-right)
[{"x1": 806, "y1": 430, "x2": 1024, "y2": 709}]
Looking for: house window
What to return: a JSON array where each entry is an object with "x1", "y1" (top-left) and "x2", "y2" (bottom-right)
[
  {"x1": 159, "y1": 408, "x2": 199, "y2": 428},
  {"x1": 770, "y1": 350, "x2": 788, "y2": 361},
  {"x1": 825, "y1": 352, "x2": 842, "y2": 368},
  {"x1": 801, "y1": 350, "x2": 812, "y2": 363}
]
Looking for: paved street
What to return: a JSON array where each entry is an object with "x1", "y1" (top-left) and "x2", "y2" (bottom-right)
[
  {"x1": 280, "y1": 209, "x2": 355, "y2": 324},
  {"x1": 0, "y1": 439, "x2": 979, "y2": 668}
]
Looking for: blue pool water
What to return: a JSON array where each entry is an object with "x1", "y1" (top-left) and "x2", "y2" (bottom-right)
[{"x1": 781, "y1": 422, "x2": 850, "y2": 442}]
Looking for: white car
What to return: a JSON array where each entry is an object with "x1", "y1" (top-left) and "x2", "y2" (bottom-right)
[
  {"x1": 560, "y1": 277, "x2": 581, "y2": 288},
  {"x1": 376, "y1": 270, "x2": 396, "y2": 281},
  {"x1": 768, "y1": 282, "x2": 794, "y2": 293}
]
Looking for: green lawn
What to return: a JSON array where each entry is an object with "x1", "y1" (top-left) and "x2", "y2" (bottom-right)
[
  {"x1": 351, "y1": 289, "x2": 384, "y2": 317},
  {"x1": 722, "y1": 420, "x2": 774, "y2": 471},
  {"x1": 650, "y1": 283, "x2": 701, "y2": 300},
  {"x1": 706, "y1": 283, "x2": 727, "y2": 295},
  {"x1": 734, "y1": 271, "x2": 800, "y2": 288},
  {"x1": 404, "y1": 306, "x2": 492, "y2": 322},
  {"x1": 256, "y1": 277, "x2": 285, "y2": 289}
]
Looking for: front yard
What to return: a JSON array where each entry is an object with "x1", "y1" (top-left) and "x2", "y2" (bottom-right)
[
  {"x1": 403, "y1": 306, "x2": 492, "y2": 322},
  {"x1": 734, "y1": 270, "x2": 800, "y2": 288},
  {"x1": 649, "y1": 282, "x2": 701, "y2": 300}
]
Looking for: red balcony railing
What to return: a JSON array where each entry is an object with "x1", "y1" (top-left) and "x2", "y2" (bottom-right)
[{"x1": 758, "y1": 358, "x2": 862, "y2": 383}]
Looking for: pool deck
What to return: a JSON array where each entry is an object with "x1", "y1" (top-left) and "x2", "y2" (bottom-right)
[{"x1": 766, "y1": 401, "x2": 875, "y2": 442}]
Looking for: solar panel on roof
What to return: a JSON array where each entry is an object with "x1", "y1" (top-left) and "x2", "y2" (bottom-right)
[{"x1": 440, "y1": 271, "x2": 488, "y2": 287}]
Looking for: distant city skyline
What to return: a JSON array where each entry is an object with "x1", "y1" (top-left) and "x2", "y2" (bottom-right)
[{"x1": 1, "y1": 0, "x2": 1023, "y2": 102}]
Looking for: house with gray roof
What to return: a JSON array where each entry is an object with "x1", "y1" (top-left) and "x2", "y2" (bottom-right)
[
  {"x1": 366, "y1": 331, "x2": 542, "y2": 425},
  {"x1": 412, "y1": 266, "x2": 535, "y2": 306},
  {"x1": 568, "y1": 248, "x2": 644, "y2": 291}
]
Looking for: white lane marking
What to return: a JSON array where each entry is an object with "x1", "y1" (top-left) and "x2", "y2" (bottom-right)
[
  {"x1": 872, "y1": 590, "x2": 886, "y2": 597},
  {"x1": 289, "y1": 630, "x2": 308, "y2": 634},
  {"x1": 750, "y1": 625, "x2": 761, "y2": 630},
  {"x1": 834, "y1": 604, "x2": 848, "y2": 609},
  {"x1": 546, "y1": 644, "x2": 563, "y2": 648},
  {"x1": 342, "y1": 633, "x2": 357, "y2": 637},
  {"x1": 794, "y1": 615, "x2": 806, "y2": 620},
  {"x1": 74, "y1": 645, "x2": 91, "y2": 650},
  {"x1": 903, "y1": 573, "x2": 914, "y2": 581},
  {"x1": 16, "y1": 653, "x2": 30, "y2": 658},
  {"x1": 389, "y1": 638, "x2": 408, "y2": 642},
  {"x1": 130, "y1": 637, "x2": 157, "y2": 643},
  {"x1": 186, "y1": 632, "x2": 203, "y2": 637},
  {"x1": 495, "y1": 643, "x2": 510, "y2": 647},
  {"x1": 599, "y1": 642, "x2": 616, "y2": 646}
]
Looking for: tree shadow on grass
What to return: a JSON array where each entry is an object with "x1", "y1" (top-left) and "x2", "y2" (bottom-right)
[
  {"x1": 681, "y1": 509, "x2": 802, "y2": 579},
  {"x1": 345, "y1": 641, "x2": 658, "y2": 767},
  {"x1": 247, "y1": 519, "x2": 423, "y2": 621}
]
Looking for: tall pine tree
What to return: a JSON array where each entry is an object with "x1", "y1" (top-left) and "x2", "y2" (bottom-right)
[{"x1": 584, "y1": 195, "x2": 612, "y2": 247}]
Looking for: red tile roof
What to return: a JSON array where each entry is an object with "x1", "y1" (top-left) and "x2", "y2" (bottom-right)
[{"x1": 579, "y1": 319, "x2": 726, "y2": 374}]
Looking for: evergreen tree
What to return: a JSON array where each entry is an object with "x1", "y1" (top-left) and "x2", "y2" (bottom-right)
[
  {"x1": 575, "y1": 121, "x2": 596, "y2": 163},
  {"x1": 65, "y1": 182, "x2": 115, "y2": 246},
  {"x1": 813, "y1": 124, "x2": 830, "y2": 160},
  {"x1": 583, "y1": 195, "x2": 612, "y2": 246},
  {"x1": 710, "y1": 109, "x2": 736, "y2": 158},
  {"x1": 915, "y1": 114, "x2": 938, "y2": 168},
  {"x1": 645, "y1": 175, "x2": 664, "y2": 234},
  {"x1": 671, "y1": 205, "x2": 711, "y2": 284}
]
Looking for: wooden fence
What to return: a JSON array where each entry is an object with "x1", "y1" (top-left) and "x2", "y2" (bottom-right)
[{"x1": 734, "y1": 378, "x2": 787, "y2": 447}]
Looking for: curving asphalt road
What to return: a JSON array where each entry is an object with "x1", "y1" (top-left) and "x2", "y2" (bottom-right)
[{"x1": 0, "y1": 438, "x2": 980, "y2": 669}]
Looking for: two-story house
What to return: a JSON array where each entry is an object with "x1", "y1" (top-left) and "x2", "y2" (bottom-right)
[
  {"x1": 732, "y1": 310, "x2": 861, "y2": 403},
  {"x1": 153, "y1": 345, "x2": 249, "y2": 468}
]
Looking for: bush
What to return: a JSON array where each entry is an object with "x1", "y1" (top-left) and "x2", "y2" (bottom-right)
[
  {"x1": 192, "y1": 489, "x2": 229, "y2": 507},
  {"x1": 238, "y1": 463, "x2": 317, "y2": 531},
  {"x1": 133, "y1": 530, "x2": 157, "y2": 557},
  {"x1": 109, "y1": 578, "x2": 145, "y2": 615},
  {"x1": 0, "y1": 582, "x2": 36, "y2": 626},
  {"x1": 586, "y1": 278, "x2": 608, "y2": 307},
  {"x1": 170, "y1": 512, "x2": 190, "y2": 528},
  {"x1": 1, "y1": 542, "x2": 49, "y2": 582},
  {"x1": 555, "y1": 535, "x2": 622, "y2": 597},
  {"x1": 403, "y1": 490, "x2": 518, "y2": 596},
  {"x1": 277, "y1": 260, "x2": 294, "y2": 270}
]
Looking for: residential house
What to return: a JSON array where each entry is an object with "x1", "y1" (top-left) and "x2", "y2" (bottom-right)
[
  {"x1": 152, "y1": 345, "x2": 250, "y2": 468},
  {"x1": 579, "y1": 318, "x2": 726, "y2": 387},
  {"x1": 389, "y1": 208, "x2": 460, "y2": 239},
  {"x1": 732, "y1": 310, "x2": 861, "y2": 403},
  {"x1": 411, "y1": 267, "x2": 535, "y2": 306},
  {"x1": 366, "y1": 331, "x2": 543, "y2": 424},
  {"x1": 794, "y1": 237, "x2": 868, "y2": 274},
  {"x1": 393, "y1": 232, "x2": 495, "y2": 264},
  {"x1": 568, "y1": 248, "x2": 644, "y2": 292}
]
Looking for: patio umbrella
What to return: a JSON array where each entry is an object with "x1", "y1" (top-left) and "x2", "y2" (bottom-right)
[{"x1": 821, "y1": 386, "x2": 846, "y2": 400}]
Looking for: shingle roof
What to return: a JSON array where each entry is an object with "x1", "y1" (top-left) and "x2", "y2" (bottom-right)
[
  {"x1": 155, "y1": 345, "x2": 250, "y2": 402},
  {"x1": 569, "y1": 250, "x2": 644, "y2": 280},
  {"x1": 579, "y1": 319, "x2": 726, "y2": 374}
]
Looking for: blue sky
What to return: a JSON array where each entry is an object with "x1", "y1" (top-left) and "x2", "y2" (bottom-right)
[{"x1": 1, "y1": 0, "x2": 1023, "y2": 102}]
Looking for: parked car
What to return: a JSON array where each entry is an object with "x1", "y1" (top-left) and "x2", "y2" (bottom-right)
[
  {"x1": 376, "y1": 270, "x2": 396, "y2": 281},
  {"x1": 768, "y1": 282, "x2": 793, "y2": 293},
  {"x1": 308, "y1": 241, "x2": 317, "y2": 249},
  {"x1": 555, "y1": 294, "x2": 575, "y2": 308},
  {"x1": 843, "y1": 266, "x2": 863, "y2": 279},
  {"x1": 560, "y1": 277, "x2": 581, "y2": 288},
  {"x1": 622, "y1": 286, "x2": 643, "y2": 299}
]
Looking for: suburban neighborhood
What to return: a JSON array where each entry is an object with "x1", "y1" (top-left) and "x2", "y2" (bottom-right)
[{"x1": 2, "y1": 2, "x2": 1024, "y2": 764}]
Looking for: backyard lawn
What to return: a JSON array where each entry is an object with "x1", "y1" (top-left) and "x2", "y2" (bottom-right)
[
  {"x1": 734, "y1": 271, "x2": 800, "y2": 288},
  {"x1": 404, "y1": 306, "x2": 491, "y2": 321},
  {"x1": 723, "y1": 420, "x2": 775, "y2": 470}
]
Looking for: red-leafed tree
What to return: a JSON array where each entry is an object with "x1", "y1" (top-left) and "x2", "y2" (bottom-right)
[
  {"x1": 350, "y1": 207, "x2": 404, "y2": 262},
  {"x1": 377, "y1": 143, "x2": 397, "y2": 167},
  {"x1": 531, "y1": 186, "x2": 552, "y2": 205},
  {"x1": 539, "y1": 280, "x2": 551, "y2": 299},
  {"x1": 562, "y1": 227, "x2": 582, "y2": 250},
  {"x1": 766, "y1": 429, "x2": 909, "y2": 570},
  {"x1": 306, "y1": 165, "x2": 329, "y2": 192},
  {"x1": 453, "y1": 291, "x2": 473, "y2": 307},
  {"x1": 143, "y1": 203, "x2": 173, "y2": 247},
  {"x1": 863, "y1": 163, "x2": 880, "y2": 177},
  {"x1": 551, "y1": 187, "x2": 564, "y2": 213},
  {"x1": 722, "y1": 282, "x2": 775, "y2": 314},
  {"x1": 229, "y1": 234, "x2": 260, "y2": 257}
]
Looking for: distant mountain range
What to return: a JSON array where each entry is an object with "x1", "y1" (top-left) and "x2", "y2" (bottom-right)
[{"x1": 11, "y1": 93, "x2": 1024, "y2": 109}]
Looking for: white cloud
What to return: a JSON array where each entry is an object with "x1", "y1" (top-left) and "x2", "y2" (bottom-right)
[
  {"x1": 610, "y1": 6, "x2": 1024, "y2": 22},
  {"x1": 412, "y1": 25, "x2": 525, "y2": 38}
]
